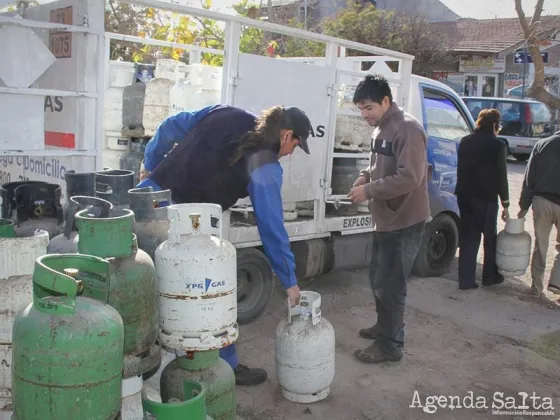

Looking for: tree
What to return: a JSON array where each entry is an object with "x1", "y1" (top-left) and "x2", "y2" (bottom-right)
[
  {"x1": 515, "y1": 0, "x2": 560, "y2": 111},
  {"x1": 319, "y1": 1, "x2": 454, "y2": 75},
  {"x1": 105, "y1": 0, "x2": 288, "y2": 64},
  {"x1": 194, "y1": 0, "x2": 274, "y2": 65}
]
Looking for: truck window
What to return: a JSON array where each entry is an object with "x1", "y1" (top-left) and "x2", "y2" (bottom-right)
[{"x1": 423, "y1": 89, "x2": 471, "y2": 142}]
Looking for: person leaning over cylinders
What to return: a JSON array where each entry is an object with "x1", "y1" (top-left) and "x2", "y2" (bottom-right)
[
  {"x1": 347, "y1": 74, "x2": 430, "y2": 364},
  {"x1": 137, "y1": 104, "x2": 314, "y2": 386},
  {"x1": 518, "y1": 127, "x2": 560, "y2": 304},
  {"x1": 454, "y1": 108, "x2": 510, "y2": 290}
]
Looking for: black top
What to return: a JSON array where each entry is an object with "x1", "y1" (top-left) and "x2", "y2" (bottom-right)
[
  {"x1": 150, "y1": 105, "x2": 278, "y2": 210},
  {"x1": 519, "y1": 131, "x2": 560, "y2": 210},
  {"x1": 454, "y1": 130, "x2": 510, "y2": 206}
]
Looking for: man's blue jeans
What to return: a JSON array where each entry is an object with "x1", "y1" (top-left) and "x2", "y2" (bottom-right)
[
  {"x1": 136, "y1": 177, "x2": 239, "y2": 370},
  {"x1": 369, "y1": 221, "x2": 425, "y2": 356}
]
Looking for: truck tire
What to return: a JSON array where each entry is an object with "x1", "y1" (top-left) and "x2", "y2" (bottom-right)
[
  {"x1": 236, "y1": 247, "x2": 274, "y2": 325},
  {"x1": 412, "y1": 213, "x2": 459, "y2": 277}
]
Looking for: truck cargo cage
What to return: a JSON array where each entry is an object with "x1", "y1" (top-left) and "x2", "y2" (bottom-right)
[
  {"x1": 0, "y1": 2, "x2": 105, "y2": 167},
  {"x1": 2, "y1": 0, "x2": 427, "y2": 324}
]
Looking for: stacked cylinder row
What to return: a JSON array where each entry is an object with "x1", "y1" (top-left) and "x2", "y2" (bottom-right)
[{"x1": 0, "y1": 170, "x2": 236, "y2": 420}]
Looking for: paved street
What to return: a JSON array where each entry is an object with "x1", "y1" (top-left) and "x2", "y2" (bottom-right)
[{"x1": 236, "y1": 158, "x2": 560, "y2": 420}]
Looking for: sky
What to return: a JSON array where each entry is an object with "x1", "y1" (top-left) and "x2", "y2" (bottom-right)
[{"x1": 438, "y1": 0, "x2": 560, "y2": 19}]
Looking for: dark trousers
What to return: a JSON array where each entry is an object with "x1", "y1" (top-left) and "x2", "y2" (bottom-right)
[
  {"x1": 369, "y1": 221, "x2": 425, "y2": 355},
  {"x1": 457, "y1": 195, "x2": 500, "y2": 287}
]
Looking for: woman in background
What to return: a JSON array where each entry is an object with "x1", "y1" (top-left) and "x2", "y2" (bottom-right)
[{"x1": 455, "y1": 109, "x2": 510, "y2": 290}]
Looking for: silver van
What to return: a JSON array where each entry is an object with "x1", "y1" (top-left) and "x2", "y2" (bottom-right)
[{"x1": 461, "y1": 96, "x2": 554, "y2": 161}]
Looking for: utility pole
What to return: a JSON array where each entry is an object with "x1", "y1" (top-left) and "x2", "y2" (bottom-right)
[
  {"x1": 521, "y1": 43, "x2": 527, "y2": 99},
  {"x1": 303, "y1": 0, "x2": 307, "y2": 29}
]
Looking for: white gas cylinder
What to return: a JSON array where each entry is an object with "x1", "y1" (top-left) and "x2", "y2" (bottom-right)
[
  {"x1": 155, "y1": 203, "x2": 238, "y2": 351},
  {"x1": 105, "y1": 131, "x2": 130, "y2": 151},
  {"x1": 283, "y1": 203, "x2": 297, "y2": 221},
  {"x1": 169, "y1": 77, "x2": 197, "y2": 116},
  {"x1": 104, "y1": 65, "x2": 133, "y2": 133},
  {"x1": 102, "y1": 148, "x2": 125, "y2": 173},
  {"x1": 275, "y1": 291, "x2": 335, "y2": 403},
  {"x1": 154, "y1": 59, "x2": 188, "y2": 80},
  {"x1": 296, "y1": 201, "x2": 314, "y2": 217},
  {"x1": 169, "y1": 66, "x2": 197, "y2": 116},
  {"x1": 0, "y1": 227, "x2": 49, "y2": 416},
  {"x1": 142, "y1": 77, "x2": 174, "y2": 137},
  {"x1": 120, "y1": 375, "x2": 162, "y2": 420},
  {"x1": 496, "y1": 217, "x2": 532, "y2": 276},
  {"x1": 104, "y1": 86, "x2": 126, "y2": 132},
  {"x1": 103, "y1": 132, "x2": 129, "y2": 173},
  {"x1": 334, "y1": 114, "x2": 371, "y2": 152},
  {"x1": 108, "y1": 60, "x2": 136, "y2": 88},
  {"x1": 191, "y1": 65, "x2": 222, "y2": 109}
]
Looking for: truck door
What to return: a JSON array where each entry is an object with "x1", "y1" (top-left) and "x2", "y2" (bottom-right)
[
  {"x1": 232, "y1": 54, "x2": 331, "y2": 205},
  {"x1": 420, "y1": 85, "x2": 473, "y2": 216},
  {"x1": 410, "y1": 85, "x2": 473, "y2": 277}
]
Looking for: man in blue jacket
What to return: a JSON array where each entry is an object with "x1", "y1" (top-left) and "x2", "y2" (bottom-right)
[{"x1": 138, "y1": 104, "x2": 312, "y2": 386}]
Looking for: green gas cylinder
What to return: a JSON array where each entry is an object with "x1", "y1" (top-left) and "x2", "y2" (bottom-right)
[
  {"x1": 160, "y1": 350, "x2": 235, "y2": 420},
  {"x1": 11, "y1": 254, "x2": 124, "y2": 420},
  {"x1": 0, "y1": 218, "x2": 16, "y2": 237},
  {"x1": 143, "y1": 379, "x2": 212, "y2": 420},
  {"x1": 75, "y1": 208, "x2": 160, "y2": 378}
]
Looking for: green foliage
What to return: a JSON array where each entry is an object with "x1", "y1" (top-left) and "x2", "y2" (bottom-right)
[
  {"x1": 274, "y1": 18, "x2": 325, "y2": 58},
  {"x1": 104, "y1": 0, "x2": 451, "y2": 74},
  {"x1": 196, "y1": 0, "x2": 271, "y2": 66},
  {"x1": 105, "y1": 0, "x2": 272, "y2": 64},
  {"x1": 320, "y1": 0, "x2": 453, "y2": 75}
]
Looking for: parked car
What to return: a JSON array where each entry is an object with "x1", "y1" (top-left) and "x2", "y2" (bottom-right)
[{"x1": 461, "y1": 96, "x2": 554, "y2": 161}]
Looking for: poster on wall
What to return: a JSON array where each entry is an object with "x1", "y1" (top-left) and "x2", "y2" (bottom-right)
[
  {"x1": 432, "y1": 72, "x2": 465, "y2": 95},
  {"x1": 505, "y1": 73, "x2": 532, "y2": 98}
]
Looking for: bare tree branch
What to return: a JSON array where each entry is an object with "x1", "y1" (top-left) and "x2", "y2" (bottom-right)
[
  {"x1": 514, "y1": 0, "x2": 531, "y2": 37},
  {"x1": 530, "y1": 0, "x2": 544, "y2": 26},
  {"x1": 515, "y1": 0, "x2": 560, "y2": 112}
]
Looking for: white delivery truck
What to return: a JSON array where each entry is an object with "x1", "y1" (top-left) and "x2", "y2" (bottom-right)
[{"x1": 0, "y1": 0, "x2": 476, "y2": 323}]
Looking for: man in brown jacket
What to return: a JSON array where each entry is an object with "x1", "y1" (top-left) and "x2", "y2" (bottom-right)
[{"x1": 348, "y1": 74, "x2": 430, "y2": 363}]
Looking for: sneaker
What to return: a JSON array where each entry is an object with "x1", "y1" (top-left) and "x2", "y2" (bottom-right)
[{"x1": 234, "y1": 364, "x2": 267, "y2": 386}]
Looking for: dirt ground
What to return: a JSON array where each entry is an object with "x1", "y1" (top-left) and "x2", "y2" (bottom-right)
[{"x1": 234, "y1": 159, "x2": 560, "y2": 420}]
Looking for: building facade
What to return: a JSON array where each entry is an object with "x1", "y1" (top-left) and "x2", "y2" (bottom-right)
[{"x1": 431, "y1": 17, "x2": 560, "y2": 98}]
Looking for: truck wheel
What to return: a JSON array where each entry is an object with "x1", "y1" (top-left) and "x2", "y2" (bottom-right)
[
  {"x1": 236, "y1": 248, "x2": 274, "y2": 325},
  {"x1": 412, "y1": 213, "x2": 458, "y2": 277}
]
